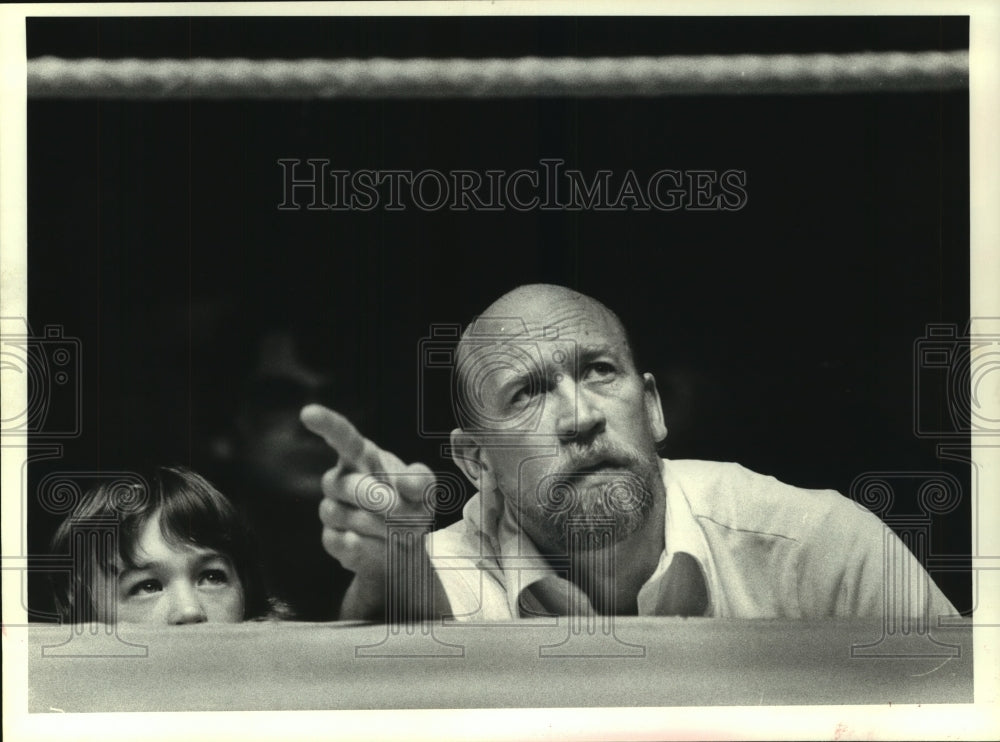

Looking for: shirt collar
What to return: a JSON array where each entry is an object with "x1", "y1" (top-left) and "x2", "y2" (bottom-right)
[
  {"x1": 635, "y1": 460, "x2": 713, "y2": 616},
  {"x1": 661, "y1": 460, "x2": 712, "y2": 572}
]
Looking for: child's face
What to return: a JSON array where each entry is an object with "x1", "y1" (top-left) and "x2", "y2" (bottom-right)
[{"x1": 110, "y1": 513, "x2": 246, "y2": 624}]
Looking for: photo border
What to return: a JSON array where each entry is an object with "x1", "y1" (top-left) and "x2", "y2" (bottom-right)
[{"x1": 3, "y1": 2, "x2": 998, "y2": 740}]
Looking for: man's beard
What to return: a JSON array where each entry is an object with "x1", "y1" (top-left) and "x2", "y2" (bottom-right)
[{"x1": 517, "y1": 441, "x2": 662, "y2": 553}]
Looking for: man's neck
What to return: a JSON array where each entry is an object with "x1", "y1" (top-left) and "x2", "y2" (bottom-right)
[{"x1": 568, "y1": 492, "x2": 666, "y2": 615}]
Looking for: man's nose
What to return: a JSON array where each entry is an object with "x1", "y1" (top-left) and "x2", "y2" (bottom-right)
[
  {"x1": 552, "y1": 378, "x2": 606, "y2": 442},
  {"x1": 167, "y1": 584, "x2": 207, "y2": 625}
]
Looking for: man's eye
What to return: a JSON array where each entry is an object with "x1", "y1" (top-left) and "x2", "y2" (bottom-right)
[
  {"x1": 510, "y1": 386, "x2": 534, "y2": 406},
  {"x1": 199, "y1": 569, "x2": 230, "y2": 587},
  {"x1": 127, "y1": 579, "x2": 162, "y2": 596},
  {"x1": 585, "y1": 362, "x2": 617, "y2": 380}
]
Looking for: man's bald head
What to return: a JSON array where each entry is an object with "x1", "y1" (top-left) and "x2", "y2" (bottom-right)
[
  {"x1": 460, "y1": 283, "x2": 634, "y2": 355},
  {"x1": 476, "y1": 284, "x2": 626, "y2": 331},
  {"x1": 453, "y1": 284, "x2": 640, "y2": 430},
  {"x1": 481, "y1": 284, "x2": 607, "y2": 320}
]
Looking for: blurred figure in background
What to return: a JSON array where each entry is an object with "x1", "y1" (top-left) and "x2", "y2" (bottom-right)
[{"x1": 204, "y1": 329, "x2": 357, "y2": 620}]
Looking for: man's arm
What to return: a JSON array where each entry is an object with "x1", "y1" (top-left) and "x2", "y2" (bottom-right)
[
  {"x1": 337, "y1": 547, "x2": 456, "y2": 622},
  {"x1": 301, "y1": 404, "x2": 440, "y2": 622}
]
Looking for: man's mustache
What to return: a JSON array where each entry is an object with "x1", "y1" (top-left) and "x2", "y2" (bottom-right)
[{"x1": 551, "y1": 441, "x2": 645, "y2": 480}]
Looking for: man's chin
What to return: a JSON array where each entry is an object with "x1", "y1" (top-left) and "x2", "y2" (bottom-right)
[{"x1": 547, "y1": 513, "x2": 648, "y2": 552}]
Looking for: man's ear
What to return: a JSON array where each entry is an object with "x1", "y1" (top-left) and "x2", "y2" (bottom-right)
[
  {"x1": 642, "y1": 372, "x2": 668, "y2": 443},
  {"x1": 450, "y1": 428, "x2": 486, "y2": 486}
]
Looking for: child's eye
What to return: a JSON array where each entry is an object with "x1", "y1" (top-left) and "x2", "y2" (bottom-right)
[
  {"x1": 128, "y1": 579, "x2": 162, "y2": 596},
  {"x1": 199, "y1": 569, "x2": 230, "y2": 587}
]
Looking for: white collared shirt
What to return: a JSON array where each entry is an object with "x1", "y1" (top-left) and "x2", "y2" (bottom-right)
[{"x1": 425, "y1": 459, "x2": 958, "y2": 621}]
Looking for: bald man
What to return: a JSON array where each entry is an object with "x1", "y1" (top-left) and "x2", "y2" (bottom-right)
[{"x1": 302, "y1": 284, "x2": 957, "y2": 622}]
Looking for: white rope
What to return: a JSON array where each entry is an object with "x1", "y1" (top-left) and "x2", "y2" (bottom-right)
[{"x1": 27, "y1": 51, "x2": 968, "y2": 99}]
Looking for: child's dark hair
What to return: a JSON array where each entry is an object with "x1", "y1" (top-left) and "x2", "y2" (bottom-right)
[{"x1": 49, "y1": 466, "x2": 285, "y2": 623}]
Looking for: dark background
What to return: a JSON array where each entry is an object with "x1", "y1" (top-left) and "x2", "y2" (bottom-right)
[{"x1": 25, "y1": 16, "x2": 972, "y2": 616}]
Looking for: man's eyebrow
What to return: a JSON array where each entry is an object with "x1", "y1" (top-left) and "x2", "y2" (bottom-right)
[
  {"x1": 495, "y1": 369, "x2": 535, "y2": 398},
  {"x1": 494, "y1": 344, "x2": 623, "y2": 389},
  {"x1": 577, "y1": 343, "x2": 622, "y2": 360}
]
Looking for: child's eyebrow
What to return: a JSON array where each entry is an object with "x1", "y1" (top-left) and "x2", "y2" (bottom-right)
[
  {"x1": 116, "y1": 562, "x2": 154, "y2": 581},
  {"x1": 193, "y1": 551, "x2": 231, "y2": 567},
  {"x1": 117, "y1": 551, "x2": 230, "y2": 580}
]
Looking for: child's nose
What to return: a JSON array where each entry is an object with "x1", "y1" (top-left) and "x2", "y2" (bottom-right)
[{"x1": 167, "y1": 584, "x2": 207, "y2": 625}]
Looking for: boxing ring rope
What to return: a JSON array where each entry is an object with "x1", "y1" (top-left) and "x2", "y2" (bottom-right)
[{"x1": 27, "y1": 50, "x2": 968, "y2": 99}]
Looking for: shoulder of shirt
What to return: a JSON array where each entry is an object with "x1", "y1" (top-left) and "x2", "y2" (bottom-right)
[{"x1": 663, "y1": 458, "x2": 878, "y2": 544}]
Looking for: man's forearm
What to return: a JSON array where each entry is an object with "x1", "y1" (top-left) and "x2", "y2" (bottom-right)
[
  {"x1": 336, "y1": 549, "x2": 451, "y2": 622},
  {"x1": 337, "y1": 575, "x2": 386, "y2": 621}
]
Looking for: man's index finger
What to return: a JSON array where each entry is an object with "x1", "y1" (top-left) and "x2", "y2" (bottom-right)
[{"x1": 300, "y1": 404, "x2": 367, "y2": 467}]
